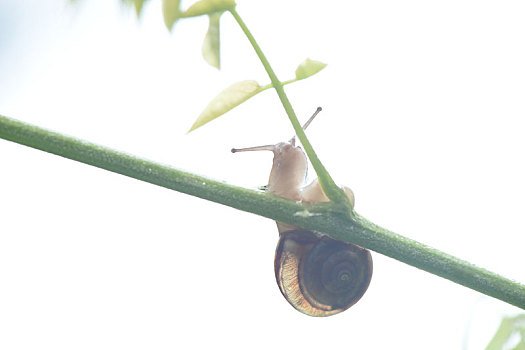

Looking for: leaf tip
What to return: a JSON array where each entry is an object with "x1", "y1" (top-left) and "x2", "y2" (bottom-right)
[
  {"x1": 187, "y1": 80, "x2": 261, "y2": 132},
  {"x1": 162, "y1": 0, "x2": 181, "y2": 31},
  {"x1": 186, "y1": 122, "x2": 199, "y2": 134}
]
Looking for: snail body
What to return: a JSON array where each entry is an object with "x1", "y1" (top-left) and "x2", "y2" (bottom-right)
[{"x1": 232, "y1": 108, "x2": 372, "y2": 316}]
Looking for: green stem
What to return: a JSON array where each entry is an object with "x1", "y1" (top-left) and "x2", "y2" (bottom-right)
[
  {"x1": 281, "y1": 78, "x2": 299, "y2": 86},
  {"x1": 228, "y1": 9, "x2": 349, "y2": 205},
  {"x1": 258, "y1": 78, "x2": 298, "y2": 93},
  {"x1": 1, "y1": 113, "x2": 525, "y2": 309}
]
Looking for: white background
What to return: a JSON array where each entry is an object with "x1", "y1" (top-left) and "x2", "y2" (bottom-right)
[{"x1": 1, "y1": 0, "x2": 524, "y2": 349}]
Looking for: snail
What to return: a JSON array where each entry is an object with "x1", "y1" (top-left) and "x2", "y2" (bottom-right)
[{"x1": 232, "y1": 108, "x2": 372, "y2": 316}]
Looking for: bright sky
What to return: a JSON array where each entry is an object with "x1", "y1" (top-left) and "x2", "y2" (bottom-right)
[{"x1": 1, "y1": 1, "x2": 525, "y2": 349}]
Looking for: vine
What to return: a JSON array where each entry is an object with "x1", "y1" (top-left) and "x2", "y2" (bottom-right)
[{"x1": 1, "y1": 0, "x2": 525, "y2": 315}]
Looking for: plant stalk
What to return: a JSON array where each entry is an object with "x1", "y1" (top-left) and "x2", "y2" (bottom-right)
[{"x1": 1, "y1": 113, "x2": 525, "y2": 310}]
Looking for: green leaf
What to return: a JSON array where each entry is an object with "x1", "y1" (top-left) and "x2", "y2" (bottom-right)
[
  {"x1": 183, "y1": 0, "x2": 236, "y2": 18},
  {"x1": 486, "y1": 315, "x2": 525, "y2": 350},
  {"x1": 295, "y1": 58, "x2": 327, "y2": 80},
  {"x1": 162, "y1": 0, "x2": 181, "y2": 30},
  {"x1": 133, "y1": 0, "x2": 148, "y2": 16},
  {"x1": 202, "y1": 13, "x2": 222, "y2": 69},
  {"x1": 487, "y1": 318, "x2": 514, "y2": 350},
  {"x1": 188, "y1": 80, "x2": 261, "y2": 132}
]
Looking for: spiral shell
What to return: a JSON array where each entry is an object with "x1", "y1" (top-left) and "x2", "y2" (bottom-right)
[{"x1": 275, "y1": 229, "x2": 373, "y2": 317}]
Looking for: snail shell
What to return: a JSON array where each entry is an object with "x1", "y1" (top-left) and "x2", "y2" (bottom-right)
[{"x1": 275, "y1": 229, "x2": 373, "y2": 316}]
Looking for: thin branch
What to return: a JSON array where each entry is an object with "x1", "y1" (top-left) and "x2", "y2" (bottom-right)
[
  {"x1": 1, "y1": 113, "x2": 524, "y2": 309},
  {"x1": 228, "y1": 9, "x2": 349, "y2": 205}
]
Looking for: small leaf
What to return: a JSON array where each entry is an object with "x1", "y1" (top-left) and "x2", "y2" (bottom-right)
[
  {"x1": 486, "y1": 315, "x2": 525, "y2": 350},
  {"x1": 133, "y1": 0, "x2": 148, "y2": 16},
  {"x1": 295, "y1": 58, "x2": 327, "y2": 80},
  {"x1": 202, "y1": 13, "x2": 222, "y2": 69},
  {"x1": 183, "y1": 0, "x2": 236, "y2": 18},
  {"x1": 487, "y1": 317, "x2": 514, "y2": 350},
  {"x1": 188, "y1": 80, "x2": 261, "y2": 132},
  {"x1": 163, "y1": 0, "x2": 181, "y2": 30}
]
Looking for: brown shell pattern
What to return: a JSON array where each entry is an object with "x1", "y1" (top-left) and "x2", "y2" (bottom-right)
[{"x1": 274, "y1": 229, "x2": 373, "y2": 316}]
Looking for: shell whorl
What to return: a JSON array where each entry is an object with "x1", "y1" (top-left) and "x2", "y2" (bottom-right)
[{"x1": 274, "y1": 229, "x2": 373, "y2": 317}]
